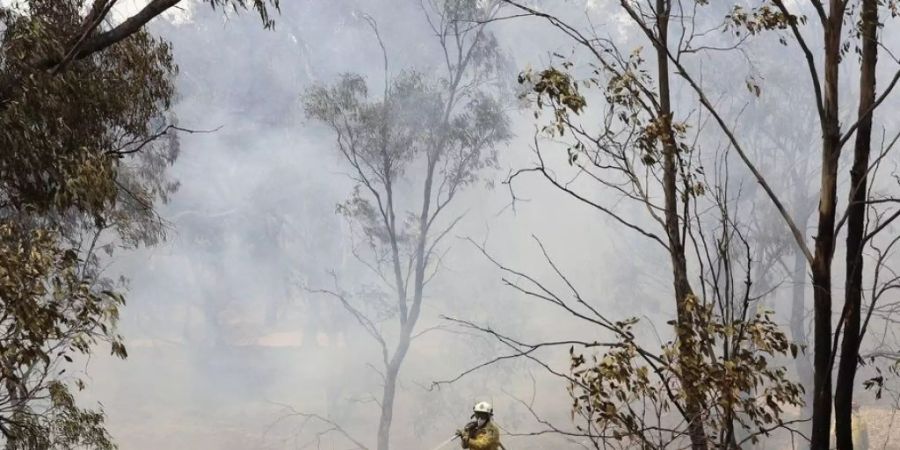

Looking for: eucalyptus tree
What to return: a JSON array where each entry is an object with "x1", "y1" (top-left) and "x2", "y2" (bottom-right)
[
  {"x1": 303, "y1": 1, "x2": 510, "y2": 448},
  {"x1": 441, "y1": 0, "x2": 900, "y2": 448},
  {"x1": 0, "y1": 0, "x2": 278, "y2": 446}
]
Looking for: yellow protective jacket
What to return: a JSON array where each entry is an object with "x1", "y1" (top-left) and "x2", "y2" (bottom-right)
[{"x1": 461, "y1": 421, "x2": 501, "y2": 450}]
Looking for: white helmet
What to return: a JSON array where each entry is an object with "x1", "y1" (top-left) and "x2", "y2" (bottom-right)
[{"x1": 473, "y1": 401, "x2": 493, "y2": 415}]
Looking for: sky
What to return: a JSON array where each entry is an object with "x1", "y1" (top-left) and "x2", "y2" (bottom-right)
[{"x1": 67, "y1": 1, "x2": 900, "y2": 449}]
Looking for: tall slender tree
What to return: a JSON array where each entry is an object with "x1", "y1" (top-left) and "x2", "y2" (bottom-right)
[
  {"x1": 303, "y1": 2, "x2": 510, "y2": 448},
  {"x1": 836, "y1": 0, "x2": 879, "y2": 447}
]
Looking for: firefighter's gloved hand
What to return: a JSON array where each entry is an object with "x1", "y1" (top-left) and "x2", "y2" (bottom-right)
[{"x1": 456, "y1": 429, "x2": 469, "y2": 448}]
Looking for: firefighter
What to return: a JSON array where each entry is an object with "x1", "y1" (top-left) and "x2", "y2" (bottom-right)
[{"x1": 456, "y1": 401, "x2": 502, "y2": 450}]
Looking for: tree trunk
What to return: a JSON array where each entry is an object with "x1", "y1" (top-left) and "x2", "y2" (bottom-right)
[
  {"x1": 655, "y1": 1, "x2": 707, "y2": 448},
  {"x1": 376, "y1": 362, "x2": 401, "y2": 450},
  {"x1": 376, "y1": 293, "x2": 420, "y2": 450},
  {"x1": 835, "y1": 0, "x2": 878, "y2": 447},
  {"x1": 376, "y1": 158, "x2": 436, "y2": 450},
  {"x1": 810, "y1": 2, "x2": 844, "y2": 448},
  {"x1": 375, "y1": 294, "x2": 418, "y2": 450}
]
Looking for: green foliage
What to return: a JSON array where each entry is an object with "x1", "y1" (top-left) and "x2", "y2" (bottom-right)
[
  {"x1": 4, "y1": 381, "x2": 116, "y2": 450},
  {"x1": 569, "y1": 295, "x2": 804, "y2": 448},
  {"x1": 725, "y1": 4, "x2": 802, "y2": 36},
  {"x1": 519, "y1": 66, "x2": 585, "y2": 136},
  {"x1": 0, "y1": 0, "x2": 178, "y2": 236},
  {"x1": 0, "y1": 224, "x2": 123, "y2": 448},
  {"x1": 302, "y1": 6, "x2": 511, "y2": 448},
  {"x1": 0, "y1": 1, "x2": 187, "y2": 446},
  {"x1": 304, "y1": 69, "x2": 509, "y2": 256},
  {"x1": 515, "y1": 39, "x2": 803, "y2": 448},
  {"x1": 518, "y1": 53, "x2": 700, "y2": 180},
  {"x1": 204, "y1": 0, "x2": 281, "y2": 29},
  {"x1": 0, "y1": 223, "x2": 126, "y2": 363},
  {"x1": 303, "y1": 1, "x2": 512, "y2": 256}
]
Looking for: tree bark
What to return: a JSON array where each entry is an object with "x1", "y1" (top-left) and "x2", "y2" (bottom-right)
[
  {"x1": 654, "y1": 1, "x2": 707, "y2": 448},
  {"x1": 810, "y1": 2, "x2": 844, "y2": 448},
  {"x1": 835, "y1": 0, "x2": 878, "y2": 447},
  {"x1": 376, "y1": 362, "x2": 401, "y2": 450}
]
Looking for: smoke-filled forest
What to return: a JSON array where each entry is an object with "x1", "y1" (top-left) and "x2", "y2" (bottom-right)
[{"x1": 2, "y1": 0, "x2": 900, "y2": 449}]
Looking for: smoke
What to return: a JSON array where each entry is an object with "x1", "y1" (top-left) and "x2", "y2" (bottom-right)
[{"x1": 70, "y1": 1, "x2": 900, "y2": 449}]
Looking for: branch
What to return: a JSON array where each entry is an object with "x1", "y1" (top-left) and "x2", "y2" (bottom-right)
[
  {"x1": 840, "y1": 67, "x2": 900, "y2": 147},
  {"x1": 770, "y1": 0, "x2": 826, "y2": 124},
  {"x1": 359, "y1": 13, "x2": 390, "y2": 98},
  {"x1": 268, "y1": 402, "x2": 369, "y2": 450},
  {"x1": 51, "y1": 0, "x2": 119, "y2": 75},
  {"x1": 502, "y1": 388, "x2": 606, "y2": 446},
  {"x1": 305, "y1": 280, "x2": 390, "y2": 368},
  {"x1": 106, "y1": 124, "x2": 222, "y2": 157},
  {"x1": 498, "y1": 0, "x2": 661, "y2": 110},
  {"x1": 834, "y1": 128, "x2": 900, "y2": 237},
  {"x1": 530, "y1": 235, "x2": 610, "y2": 326},
  {"x1": 424, "y1": 212, "x2": 466, "y2": 268},
  {"x1": 808, "y1": 0, "x2": 828, "y2": 24},
  {"x1": 620, "y1": 2, "x2": 814, "y2": 263},
  {"x1": 864, "y1": 209, "x2": 900, "y2": 243},
  {"x1": 36, "y1": 0, "x2": 183, "y2": 71},
  {"x1": 464, "y1": 237, "x2": 620, "y2": 335},
  {"x1": 431, "y1": 316, "x2": 597, "y2": 389},
  {"x1": 737, "y1": 418, "x2": 810, "y2": 446},
  {"x1": 507, "y1": 138, "x2": 669, "y2": 250}
]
